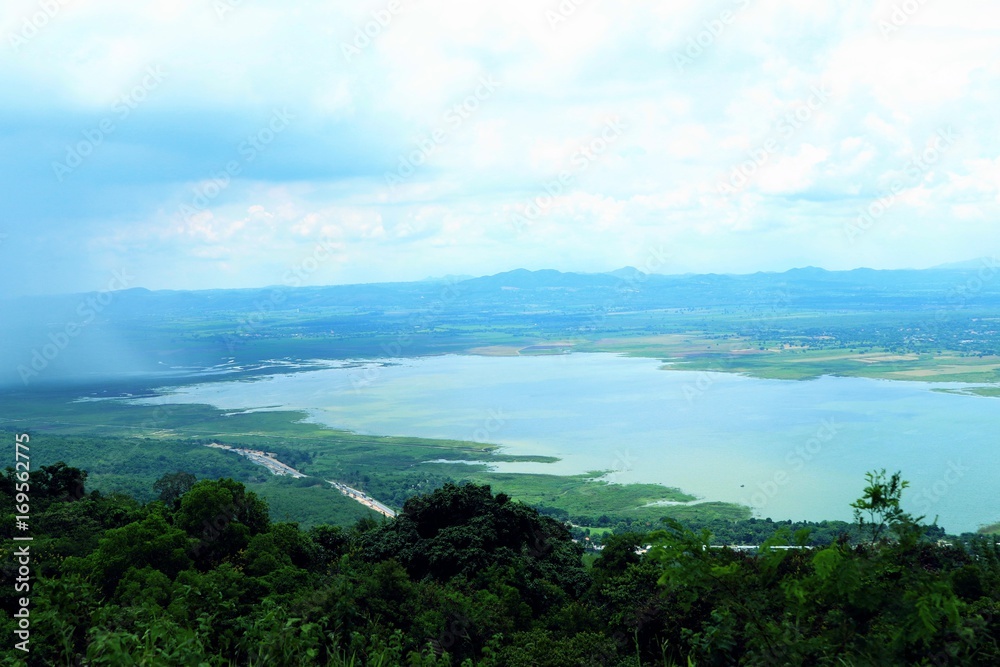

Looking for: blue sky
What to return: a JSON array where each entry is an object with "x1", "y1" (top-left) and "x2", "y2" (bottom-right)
[{"x1": 1, "y1": 0, "x2": 999, "y2": 296}]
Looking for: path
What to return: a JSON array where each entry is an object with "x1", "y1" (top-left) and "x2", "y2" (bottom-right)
[{"x1": 206, "y1": 443, "x2": 397, "y2": 518}]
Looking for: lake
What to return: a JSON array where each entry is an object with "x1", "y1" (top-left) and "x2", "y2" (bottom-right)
[{"x1": 133, "y1": 353, "x2": 1000, "y2": 533}]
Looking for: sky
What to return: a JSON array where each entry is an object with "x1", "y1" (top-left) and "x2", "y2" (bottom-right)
[{"x1": 1, "y1": 0, "x2": 999, "y2": 296}]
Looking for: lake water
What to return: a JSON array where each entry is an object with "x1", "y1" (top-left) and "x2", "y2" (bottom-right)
[{"x1": 133, "y1": 353, "x2": 1000, "y2": 533}]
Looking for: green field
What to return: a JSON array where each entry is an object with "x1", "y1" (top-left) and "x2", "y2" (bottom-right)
[
  {"x1": 0, "y1": 385, "x2": 734, "y2": 529},
  {"x1": 468, "y1": 329, "x2": 1000, "y2": 385},
  {"x1": 570, "y1": 333, "x2": 1000, "y2": 384},
  {"x1": 4, "y1": 282, "x2": 999, "y2": 533},
  {"x1": 4, "y1": 315, "x2": 999, "y2": 532}
]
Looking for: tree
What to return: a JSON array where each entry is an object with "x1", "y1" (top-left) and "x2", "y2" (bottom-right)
[
  {"x1": 174, "y1": 478, "x2": 270, "y2": 566},
  {"x1": 153, "y1": 471, "x2": 197, "y2": 507},
  {"x1": 175, "y1": 478, "x2": 270, "y2": 538},
  {"x1": 10, "y1": 462, "x2": 90, "y2": 505},
  {"x1": 86, "y1": 509, "x2": 193, "y2": 597},
  {"x1": 591, "y1": 531, "x2": 645, "y2": 587},
  {"x1": 850, "y1": 469, "x2": 921, "y2": 545}
]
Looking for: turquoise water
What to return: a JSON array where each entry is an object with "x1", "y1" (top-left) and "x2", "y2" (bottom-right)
[{"x1": 134, "y1": 353, "x2": 1000, "y2": 533}]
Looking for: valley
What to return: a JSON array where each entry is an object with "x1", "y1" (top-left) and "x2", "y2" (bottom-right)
[{"x1": 2, "y1": 265, "x2": 999, "y2": 538}]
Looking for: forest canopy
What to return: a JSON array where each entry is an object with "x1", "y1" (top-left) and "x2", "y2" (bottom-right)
[{"x1": 1, "y1": 464, "x2": 998, "y2": 666}]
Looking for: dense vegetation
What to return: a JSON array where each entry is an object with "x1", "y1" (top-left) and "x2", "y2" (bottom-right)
[
  {"x1": 0, "y1": 411, "x2": 745, "y2": 535},
  {"x1": 2, "y1": 464, "x2": 998, "y2": 665}
]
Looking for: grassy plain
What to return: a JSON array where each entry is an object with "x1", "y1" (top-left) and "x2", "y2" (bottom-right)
[
  {"x1": 568, "y1": 334, "x2": 1000, "y2": 384},
  {"x1": 934, "y1": 386, "x2": 1000, "y2": 398},
  {"x1": 462, "y1": 331, "x2": 1000, "y2": 384},
  {"x1": 4, "y1": 298, "x2": 998, "y2": 530},
  {"x1": 0, "y1": 384, "x2": 723, "y2": 529}
]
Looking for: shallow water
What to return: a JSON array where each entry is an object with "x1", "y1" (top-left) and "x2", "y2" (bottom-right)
[{"x1": 132, "y1": 353, "x2": 1000, "y2": 533}]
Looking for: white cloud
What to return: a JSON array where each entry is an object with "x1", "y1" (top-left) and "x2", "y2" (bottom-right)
[
  {"x1": 757, "y1": 145, "x2": 830, "y2": 194},
  {"x1": 2, "y1": 0, "x2": 1000, "y2": 294}
]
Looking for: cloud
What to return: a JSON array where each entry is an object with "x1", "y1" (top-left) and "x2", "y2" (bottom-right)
[{"x1": 1, "y1": 0, "x2": 999, "y2": 295}]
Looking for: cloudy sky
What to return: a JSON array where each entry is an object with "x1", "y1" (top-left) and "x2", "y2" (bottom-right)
[{"x1": 2, "y1": 0, "x2": 999, "y2": 296}]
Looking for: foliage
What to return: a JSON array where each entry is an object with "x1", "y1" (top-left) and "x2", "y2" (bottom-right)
[
  {"x1": 1, "y1": 465, "x2": 998, "y2": 666},
  {"x1": 850, "y1": 468, "x2": 921, "y2": 545},
  {"x1": 153, "y1": 471, "x2": 197, "y2": 508}
]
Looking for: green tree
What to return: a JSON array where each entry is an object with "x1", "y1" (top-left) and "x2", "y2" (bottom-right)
[
  {"x1": 153, "y1": 471, "x2": 197, "y2": 507},
  {"x1": 591, "y1": 531, "x2": 645, "y2": 587},
  {"x1": 174, "y1": 478, "x2": 270, "y2": 565},
  {"x1": 86, "y1": 509, "x2": 192, "y2": 598},
  {"x1": 850, "y1": 468, "x2": 920, "y2": 545}
]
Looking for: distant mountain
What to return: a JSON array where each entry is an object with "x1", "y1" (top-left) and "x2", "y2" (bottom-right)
[
  {"x1": 607, "y1": 266, "x2": 647, "y2": 281},
  {"x1": 932, "y1": 257, "x2": 998, "y2": 270},
  {"x1": 3, "y1": 262, "x2": 999, "y2": 388},
  {"x1": 782, "y1": 266, "x2": 829, "y2": 277},
  {"x1": 457, "y1": 268, "x2": 625, "y2": 291},
  {"x1": 419, "y1": 274, "x2": 475, "y2": 283},
  {"x1": 5, "y1": 264, "x2": 996, "y2": 312}
]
